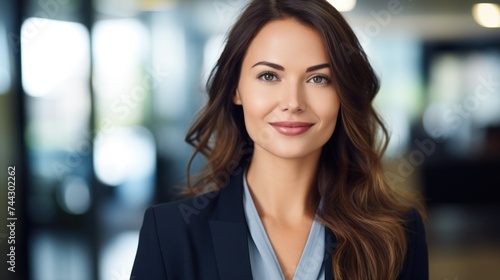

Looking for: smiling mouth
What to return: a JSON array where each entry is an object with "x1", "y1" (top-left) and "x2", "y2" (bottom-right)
[{"x1": 269, "y1": 122, "x2": 315, "y2": 136}]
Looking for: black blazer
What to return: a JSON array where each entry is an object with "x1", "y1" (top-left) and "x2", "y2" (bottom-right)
[{"x1": 131, "y1": 169, "x2": 428, "y2": 280}]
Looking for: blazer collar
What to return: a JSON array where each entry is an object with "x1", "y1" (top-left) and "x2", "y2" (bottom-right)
[
  {"x1": 208, "y1": 167, "x2": 336, "y2": 280},
  {"x1": 209, "y1": 168, "x2": 253, "y2": 280},
  {"x1": 324, "y1": 227, "x2": 336, "y2": 279},
  {"x1": 211, "y1": 167, "x2": 247, "y2": 222}
]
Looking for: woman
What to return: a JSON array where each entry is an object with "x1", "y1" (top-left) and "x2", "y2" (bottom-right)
[{"x1": 131, "y1": 0, "x2": 428, "y2": 279}]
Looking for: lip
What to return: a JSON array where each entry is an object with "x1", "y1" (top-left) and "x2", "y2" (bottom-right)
[{"x1": 269, "y1": 122, "x2": 315, "y2": 136}]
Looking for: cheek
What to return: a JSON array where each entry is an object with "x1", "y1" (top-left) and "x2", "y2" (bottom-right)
[
  {"x1": 239, "y1": 94, "x2": 270, "y2": 137},
  {"x1": 242, "y1": 97, "x2": 268, "y2": 120},
  {"x1": 312, "y1": 94, "x2": 340, "y2": 124},
  {"x1": 316, "y1": 99, "x2": 340, "y2": 145},
  {"x1": 248, "y1": 96, "x2": 271, "y2": 112},
  {"x1": 239, "y1": 86, "x2": 278, "y2": 120}
]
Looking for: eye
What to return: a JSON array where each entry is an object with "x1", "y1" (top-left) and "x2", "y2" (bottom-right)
[
  {"x1": 258, "y1": 72, "x2": 279, "y2": 83},
  {"x1": 308, "y1": 75, "x2": 330, "y2": 85}
]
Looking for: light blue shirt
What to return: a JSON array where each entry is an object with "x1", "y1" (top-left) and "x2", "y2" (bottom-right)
[{"x1": 242, "y1": 169, "x2": 325, "y2": 280}]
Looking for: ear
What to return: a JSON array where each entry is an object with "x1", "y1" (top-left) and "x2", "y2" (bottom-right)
[{"x1": 233, "y1": 89, "x2": 242, "y2": 105}]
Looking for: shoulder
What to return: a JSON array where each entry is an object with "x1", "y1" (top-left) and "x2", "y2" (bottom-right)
[
  {"x1": 132, "y1": 191, "x2": 223, "y2": 279},
  {"x1": 398, "y1": 208, "x2": 429, "y2": 280},
  {"x1": 404, "y1": 208, "x2": 426, "y2": 233},
  {"x1": 146, "y1": 190, "x2": 221, "y2": 230},
  {"x1": 132, "y1": 172, "x2": 246, "y2": 279},
  {"x1": 136, "y1": 191, "x2": 222, "y2": 259},
  {"x1": 145, "y1": 169, "x2": 245, "y2": 229},
  {"x1": 403, "y1": 208, "x2": 427, "y2": 254}
]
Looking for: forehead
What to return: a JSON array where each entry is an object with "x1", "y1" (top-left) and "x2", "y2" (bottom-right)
[{"x1": 244, "y1": 19, "x2": 329, "y2": 67}]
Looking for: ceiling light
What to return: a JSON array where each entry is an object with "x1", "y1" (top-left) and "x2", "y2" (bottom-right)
[
  {"x1": 472, "y1": 3, "x2": 500, "y2": 28},
  {"x1": 328, "y1": 0, "x2": 357, "y2": 12}
]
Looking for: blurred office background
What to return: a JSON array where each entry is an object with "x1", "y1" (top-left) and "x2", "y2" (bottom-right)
[{"x1": 0, "y1": 0, "x2": 499, "y2": 279}]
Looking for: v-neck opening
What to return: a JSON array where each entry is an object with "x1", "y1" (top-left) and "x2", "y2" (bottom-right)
[{"x1": 242, "y1": 168, "x2": 325, "y2": 280}]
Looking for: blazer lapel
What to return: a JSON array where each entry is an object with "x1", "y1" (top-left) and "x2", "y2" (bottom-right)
[
  {"x1": 324, "y1": 227, "x2": 337, "y2": 279},
  {"x1": 209, "y1": 169, "x2": 253, "y2": 280}
]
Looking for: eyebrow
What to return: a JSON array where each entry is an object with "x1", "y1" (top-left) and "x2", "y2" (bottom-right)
[{"x1": 252, "y1": 61, "x2": 330, "y2": 72}]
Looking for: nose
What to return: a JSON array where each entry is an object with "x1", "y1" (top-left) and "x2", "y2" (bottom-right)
[{"x1": 279, "y1": 80, "x2": 306, "y2": 113}]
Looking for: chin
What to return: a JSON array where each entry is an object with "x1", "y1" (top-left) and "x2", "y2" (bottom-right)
[{"x1": 260, "y1": 142, "x2": 323, "y2": 160}]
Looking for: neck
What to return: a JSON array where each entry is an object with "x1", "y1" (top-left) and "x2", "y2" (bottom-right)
[{"x1": 245, "y1": 146, "x2": 321, "y2": 225}]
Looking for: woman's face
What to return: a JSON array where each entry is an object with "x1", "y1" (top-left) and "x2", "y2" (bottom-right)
[{"x1": 234, "y1": 18, "x2": 341, "y2": 160}]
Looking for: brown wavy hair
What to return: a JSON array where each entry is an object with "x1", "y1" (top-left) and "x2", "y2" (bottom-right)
[{"x1": 184, "y1": 0, "x2": 425, "y2": 279}]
